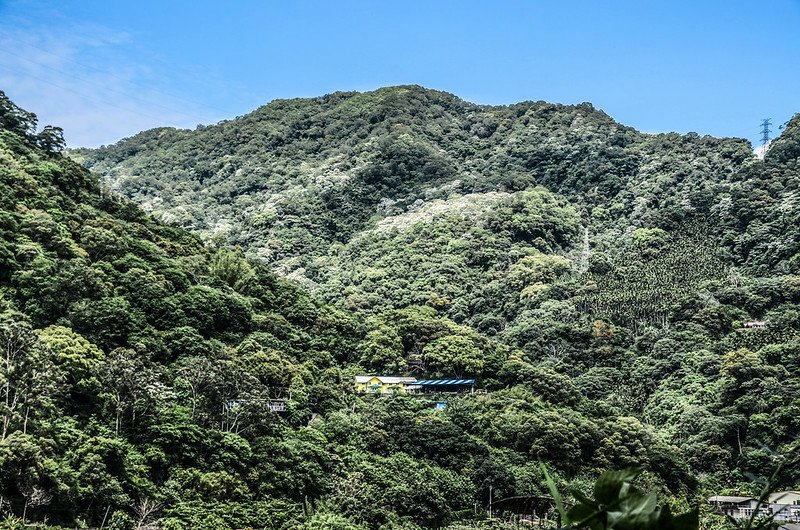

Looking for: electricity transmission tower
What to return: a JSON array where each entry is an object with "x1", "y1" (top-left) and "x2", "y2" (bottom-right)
[{"x1": 760, "y1": 118, "x2": 772, "y2": 146}]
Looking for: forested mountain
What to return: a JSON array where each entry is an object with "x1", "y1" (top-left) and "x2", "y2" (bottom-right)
[
  {"x1": 78, "y1": 86, "x2": 799, "y2": 353},
  {"x1": 2, "y1": 86, "x2": 800, "y2": 530},
  {"x1": 76, "y1": 86, "x2": 757, "y2": 274}
]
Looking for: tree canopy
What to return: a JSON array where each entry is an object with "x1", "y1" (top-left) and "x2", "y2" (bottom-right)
[{"x1": 0, "y1": 88, "x2": 798, "y2": 529}]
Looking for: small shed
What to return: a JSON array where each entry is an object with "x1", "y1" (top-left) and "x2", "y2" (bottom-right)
[{"x1": 268, "y1": 400, "x2": 287, "y2": 413}]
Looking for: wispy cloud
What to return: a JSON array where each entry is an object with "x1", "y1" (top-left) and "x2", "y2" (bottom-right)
[{"x1": 0, "y1": 17, "x2": 219, "y2": 147}]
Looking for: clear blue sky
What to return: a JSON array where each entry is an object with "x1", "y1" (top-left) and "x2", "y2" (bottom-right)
[{"x1": 0, "y1": 0, "x2": 798, "y2": 147}]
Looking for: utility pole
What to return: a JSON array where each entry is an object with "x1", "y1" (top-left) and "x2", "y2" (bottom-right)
[{"x1": 760, "y1": 118, "x2": 772, "y2": 147}]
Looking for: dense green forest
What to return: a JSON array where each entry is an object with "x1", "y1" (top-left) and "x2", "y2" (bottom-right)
[{"x1": 1, "y1": 87, "x2": 799, "y2": 529}]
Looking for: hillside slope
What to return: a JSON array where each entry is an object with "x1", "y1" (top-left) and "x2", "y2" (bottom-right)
[
  {"x1": 78, "y1": 86, "x2": 753, "y2": 272},
  {"x1": 7, "y1": 88, "x2": 800, "y2": 529},
  {"x1": 0, "y1": 89, "x2": 383, "y2": 527},
  {"x1": 79, "y1": 86, "x2": 794, "y2": 344}
]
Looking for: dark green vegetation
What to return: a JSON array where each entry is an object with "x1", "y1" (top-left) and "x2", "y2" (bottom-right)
[
  {"x1": 1, "y1": 87, "x2": 799, "y2": 529},
  {"x1": 544, "y1": 467, "x2": 699, "y2": 530}
]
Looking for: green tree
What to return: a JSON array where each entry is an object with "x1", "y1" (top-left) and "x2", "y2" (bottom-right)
[
  {"x1": 35, "y1": 125, "x2": 66, "y2": 154},
  {"x1": 210, "y1": 248, "x2": 256, "y2": 293},
  {"x1": 423, "y1": 335, "x2": 484, "y2": 377},
  {"x1": 0, "y1": 312, "x2": 61, "y2": 439},
  {"x1": 359, "y1": 326, "x2": 406, "y2": 373},
  {"x1": 38, "y1": 325, "x2": 104, "y2": 396},
  {"x1": 101, "y1": 348, "x2": 171, "y2": 434}
]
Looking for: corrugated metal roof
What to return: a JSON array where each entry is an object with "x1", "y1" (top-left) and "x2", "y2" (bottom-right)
[
  {"x1": 413, "y1": 379, "x2": 476, "y2": 385},
  {"x1": 770, "y1": 492, "x2": 800, "y2": 503},
  {"x1": 709, "y1": 496, "x2": 755, "y2": 503},
  {"x1": 355, "y1": 375, "x2": 416, "y2": 384}
]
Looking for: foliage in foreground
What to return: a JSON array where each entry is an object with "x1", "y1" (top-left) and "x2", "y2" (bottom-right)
[{"x1": 546, "y1": 468, "x2": 698, "y2": 530}]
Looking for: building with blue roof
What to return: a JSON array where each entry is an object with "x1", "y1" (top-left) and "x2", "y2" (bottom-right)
[
  {"x1": 406, "y1": 379, "x2": 476, "y2": 394},
  {"x1": 354, "y1": 376, "x2": 478, "y2": 395}
]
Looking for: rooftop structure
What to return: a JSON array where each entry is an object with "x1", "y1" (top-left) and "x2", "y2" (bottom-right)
[
  {"x1": 406, "y1": 379, "x2": 476, "y2": 394},
  {"x1": 354, "y1": 376, "x2": 478, "y2": 395},
  {"x1": 267, "y1": 399, "x2": 287, "y2": 413},
  {"x1": 771, "y1": 491, "x2": 800, "y2": 505},
  {"x1": 354, "y1": 375, "x2": 417, "y2": 394},
  {"x1": 709, "y1": 493, "x2": 800, "y2": 522}
]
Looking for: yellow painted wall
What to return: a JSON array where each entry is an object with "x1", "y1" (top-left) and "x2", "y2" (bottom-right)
[{"x1": 355, "y1": 378, "x2": 407, "y2": 394}]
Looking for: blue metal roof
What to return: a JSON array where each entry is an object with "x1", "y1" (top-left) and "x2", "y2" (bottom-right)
[{"x1": 413, "y1": 379, "x2": 475, "y2": 385}]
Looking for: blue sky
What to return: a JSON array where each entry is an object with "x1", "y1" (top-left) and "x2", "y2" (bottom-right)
[{"x1": 0, "y1": 0, "x2": 798, "y2": 147}]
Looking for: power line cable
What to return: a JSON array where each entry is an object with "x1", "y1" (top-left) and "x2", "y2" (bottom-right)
[
  {"x1": 0, "y1": 62, "x2": 201, "y2": 128},
  {"x1": 0, "y1": 48, "x2": 210, "y2": 123},
  {"x1": 7, "y1": 38, "x2": 247, "y2": 117}
]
